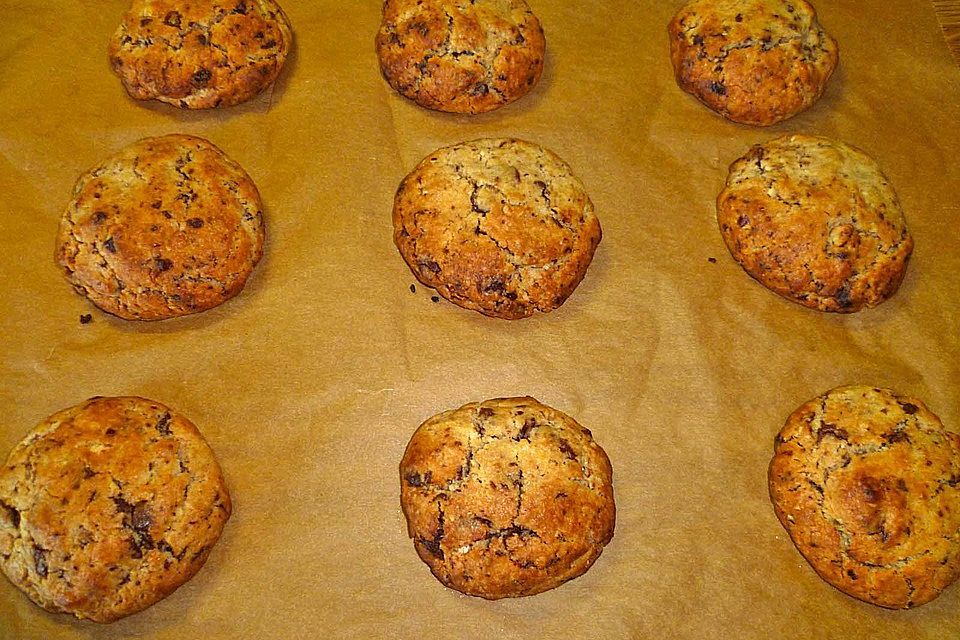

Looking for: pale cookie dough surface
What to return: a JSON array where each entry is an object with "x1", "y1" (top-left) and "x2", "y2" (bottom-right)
[
  {"x1": 717, "y1": 134, "x2": 912, "y2": 312},
  {"x1": 769, "y1": 386, "x2": 960, "y2": 609},
  {"x1": 0, "y1": 397, "x2": 231, "y2": 623},
  {"x1": 400, "y1": 396, "x2": 615, "y2": 599},
  {"x1": 55, "y1": 134, "x2": 265, "y2": 321},
  {"x1": 393, "y1": 138, "x2": 601, "y2": 319}
]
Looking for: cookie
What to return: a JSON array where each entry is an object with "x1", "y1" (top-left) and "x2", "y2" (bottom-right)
[
  {"x1": 717, "y1": 135, "x2": 913, "y2": 312},
  {"x1": 668, "y1": 0, "x2": 838, "y2": 125},
  {"x1": 55, "y1": 134, "x2": 265, "y2": 321},
  {"x1": 109, "y1": 0, "x2": 293, "y2": 109},
  {"x1": 769, "y1": 386, "x2": 960, "y2": 609},
  {"x1": 0, "y1": 397, "x2": 231, "y2": 622},
  {"x1": 399, "y1": 397, "x2": 615, "y2": 599},
  {"x1": 376, "y1": 0, "x2": 545, "y2": 113},
  {"x1": 393, "y1": 138, "x2": 601, "y2": 319}
]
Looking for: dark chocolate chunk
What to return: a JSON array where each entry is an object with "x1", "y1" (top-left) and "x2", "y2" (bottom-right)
[{"x1": 163, "y1": 10, "x2": 182, "y2": 27}]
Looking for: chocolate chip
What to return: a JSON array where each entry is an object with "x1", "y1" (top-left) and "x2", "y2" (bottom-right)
[
  {"x1": 131, "y1": 501, "x2": 152, "y2": 534},
  {"x1": 816, "y1": 423, "x2": 848, "y2": 443},
  {"x1": 1, "y1": 502, "x2": 19, "y2": 528},
  {"x1": 163, "y1": 10, "x2": 181, "y2": 27},
  {"x1": 518, "y1": 418, "x2": 537, "y2": 441},
  {"x1": 419, "y1": 259, "x2": 441, "y2": 274},
  {"x1": 186, "y1": 217, "x2": 204, "y2": 228},
  {"x1": 197, "y1": 34, "x2": 208, "y2": 45},
  {"x1": 92, "y1": 211, "x2": 107, "y2": 223},
  {"x1": 155, "y1": 412, "x2": 172, "y2": 436},
  {"x1": 478, "y1": 407, "x2": 494, "y2": 418},
  {"x1": 834, "y1": 285, "x2": 853, "y2": 309},
  {"x1": 192, "y1": 68, "x2": 212, "y2": 86},
  {"x1": 471, "y1": 83, "x2": 489, "y2": 96},
  {"x1": 735, "y1": 13, "x2": 743, "y2": 22},
  {"x1": 233, "y1": 1, "x2": 248, "y2": 14},
  {"x1": 847, "y1": 569, "x2": 857, "y2": 580},
  {"x1": 710, "y1": 81, "x2": 727, "y2": 96},
  {"x1": 558, "y1": 440, "x2": 577, "y2": 461},
  {"x1": 901, "y1": 402, "x2": 919, "y2": 415},
  {"x1": 737, "y1": 215, "x2": 750, "y2": 227},
  {"x1": 261, "y1": 39, "x2": 277, "y2": 49},
  {"x1": 419, "y1": 537, "x2": 443, "y2": 558},
  {"x1": 692, "y1": 35, "x2": 704, "y2": 45},
  {"x1": 103, "y1": 237, "x2": 117, "y2": 253},
  {"x1": 483, "y1": 278, "x2": 506, "y2": 294},
  {"x1": 897, "y1": 479, "x2": 908, "y2": 492},
  {"x1": 405, "y1": 471, "x2": 432, "y2": 487},
  {"x1": 79, "y1": 314, "x2": 93, "y2": 324},
  {"x1": 140, "y1": 17, "x2": 153, "y2": 27},
  {"x1": 154, "y1": 257, "x2": 174, "y2": 272},
  {"x1": 33, "y1": 546, "x2": 47, "y2": 577}
]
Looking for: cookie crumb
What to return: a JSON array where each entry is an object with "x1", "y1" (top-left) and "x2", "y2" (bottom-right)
[
  {"x1": 430, "y1": 296, "x2": 440, "y2": 303},
  {"x1": 708, "y1": 257, "x2": 717, "y2": 264},
  {"x1": 409, "y1": 284, "x2": 416, "y2": 294},
  {"x1": 79, "y1": 314, "x2": 93, "y2": 324}
]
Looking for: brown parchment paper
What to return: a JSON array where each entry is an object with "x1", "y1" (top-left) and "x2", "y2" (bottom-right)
[{"x1": 1, "y1": 1, "x2": 959, "y2": 638}]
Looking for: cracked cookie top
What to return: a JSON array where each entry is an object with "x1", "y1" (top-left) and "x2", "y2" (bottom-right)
[
  {"x1": 769, "y1": 386, "x2": 960, "y2": 609},
  {"x1": 668, "y1": 0, "x2": 838, "y2": 125},
  {"x1": 376, "y1": 0, "x2": 545, "y2": 113},
  {"x1": 400, "y1": 397, "x2": 615, "y2": 599},
  {"x1": 0, "y1": 397, "x2": 231, "y2": 622},
  {"x1": 55, "y1": 134, "x2": 265, "y2": 321},
  {"x1": 393, "y1": 138, "x2": 601, "y2": 319},
  {"x1": 717, "y1": 134, "x2": 913, "y2": 313},
  {"x1": 109, "y1": 0, "x2": 293, "y2": 109}
]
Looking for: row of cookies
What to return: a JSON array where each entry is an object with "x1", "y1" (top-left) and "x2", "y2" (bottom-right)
[
  {"x1": 2, "y1": 0, "x2": 954, "y2": 625},
  {"x1": 4, "y1": 382, "x2": 959, "y2": 619}
]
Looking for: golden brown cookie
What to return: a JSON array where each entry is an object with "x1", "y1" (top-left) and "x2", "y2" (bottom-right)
[
  {"x1": 393, "y1": 138, "x2": 601, "y2": 319},
  {"x1": 376, "y1": 0, "x2": 545, "y2": 113},
  {"x1": 55, "y1": 134, "x2": 265, "y2": 320},
  {"x1": 717, "y1": 135, "x2": 913, "y2": 312},
  {"x1": 668, "y1": 0, "x2": 838, "y2": 125},
  {"x1": 109, "y1": 0, "x2": 293, "y2": 109},
  {"x1": 400, "y1": 397, "x2": 615, "y2": 599},
  {"x1": 0, "y1": 397, "x2": 231, "y2": 622},
  {"x1": 769, "y1": 386, "x2": 960, "y2": 609}
]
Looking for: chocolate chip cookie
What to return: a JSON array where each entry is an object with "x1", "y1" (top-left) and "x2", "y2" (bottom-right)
[
  {"x1": 717, "y1": 135, "x2": 913, "y2": 312},
  {"x1": 109, "y1": 0, "x2": 293, "y2": 109},
  {"x1": 376, "y1": 0, "x2": 545, "y2": 113},
  {"x1": 769, "y1": 386, "x2": 960, "y2": 609},
  {"x1": 393, "y1": 138, "x2": 601, "y2": 319},
  {"x1": 0, "y1": 397, "x2": 231, "y2": 622},
  {"x1": 669, "y1": 0, "x2": 838, "y2": 125},
  {"x1": 400, "y1": 397, "x2": 616, "y2": 599},
  {"x1": 55, "y1": 134, "x2": 265, "y2": 320}
]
